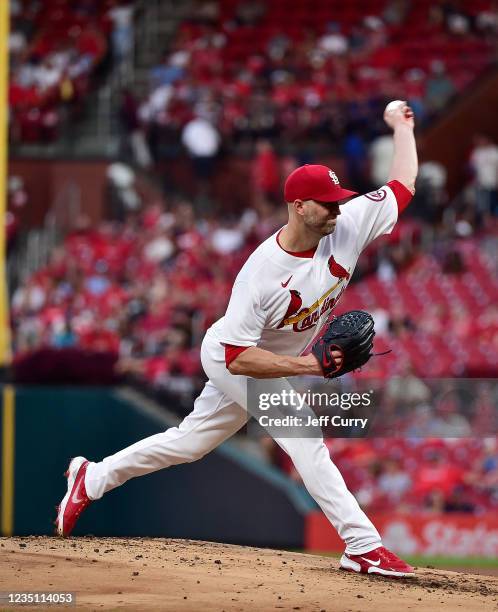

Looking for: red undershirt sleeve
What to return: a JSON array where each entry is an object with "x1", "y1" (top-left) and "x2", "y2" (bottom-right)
[
  {"x1": 224, "y1": 344, "x2": 250, "y2": 368},
  {"x1": 386, "y1": 180, "x2": 413, "y2": 214}
]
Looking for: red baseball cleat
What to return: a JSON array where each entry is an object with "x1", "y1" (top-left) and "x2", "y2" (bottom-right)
[
  {"x1": 340, "y1": 546, "x2": 415, "y2": 577},
  {"x1": 55, "y1": 457, "x2": 91, "y2": 537}
]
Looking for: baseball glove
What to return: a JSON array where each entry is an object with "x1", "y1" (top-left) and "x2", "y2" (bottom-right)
[{"x1": 311, "y1": 310, "x2": 375, "y2": 378}]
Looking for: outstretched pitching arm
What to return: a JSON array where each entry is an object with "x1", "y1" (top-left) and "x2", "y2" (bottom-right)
[{"x1": 384, "y1": 101, "x2": 418, "y2": 195}]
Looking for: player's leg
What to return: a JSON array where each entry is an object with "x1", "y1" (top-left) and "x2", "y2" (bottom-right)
[
  {"x1": 273, "y1": 434, "x2": 379, "y2": 552},
  {"x1": 221, "y1": 379, "x2": 413, "y2": 574},
  {"x1": 85, "y1": 381, "x2": 248, "y2": 500},
  {"x1": 203, "y1": 345, "x2": 412, "y2": 575},
  {"x1": 203, "y1": 355, "x2": 379, "y2": 552},
  {"x1": 210, "y1": 375, "x2": 381, "y2": 553},
  {"x1": 56, "y1": 378, "x2": 248, "y2": 536},
  {"x1": 272, "y1": 436, "x2": 414, "y2": 574}
]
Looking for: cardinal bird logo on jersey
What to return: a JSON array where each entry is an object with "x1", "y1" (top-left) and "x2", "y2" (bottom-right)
[
  {"x1": 277, "y1": 289, "x2": 302, "y2": 328},
  {"x1": 328, "y1": 255, "x2": 350, "y2": 280}
]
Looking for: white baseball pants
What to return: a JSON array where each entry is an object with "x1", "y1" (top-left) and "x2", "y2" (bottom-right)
[{"x1": 85, "y1": 332, "x2": 381, "y2": 554}]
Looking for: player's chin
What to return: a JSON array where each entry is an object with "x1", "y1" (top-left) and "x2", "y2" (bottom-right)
[{"x1": 321, "y1": 221, "x2": 337, "y2": 235}]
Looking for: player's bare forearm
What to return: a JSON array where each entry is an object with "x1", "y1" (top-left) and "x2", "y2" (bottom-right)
[
  {"x1": 389, "y1": 124, "x2": 418, "y2": 193},
  {"x1": 227, "y1": 346, "x2": 326, "y2": 378},
  {"x1": 384, "y1": 101, "x2": 418, "y2": 194}
]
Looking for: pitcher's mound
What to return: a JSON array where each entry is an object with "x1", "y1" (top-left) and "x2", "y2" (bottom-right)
[{"x1": 1, "y1": 536, "x2": 498, "y2": 611}]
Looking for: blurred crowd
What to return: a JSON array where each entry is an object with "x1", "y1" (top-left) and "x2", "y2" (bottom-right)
[
  {"x1": 330, "y1": 436, "x2": 498, "y2": 514},
  {"x1": 8, "y1": 0, "x2": 498, "y2": 517},
  {"x1": 8, "y1": 0, "x2": 498, "y2": 413},
  {"x1": 10, "y1": 178, "x2": 287, "y2": 393},
  {"x1": 121, "y1": 0, "x2": 497, "y2": 170},
  {"x1": 9, "y1": 157, "x2": 498, "y2": 391},
  {"x1": 8, "y1": 0, "x2": 132, "y2": 144},
  {"x1": 265, "y1": 379, "x2": 498, "y2": 514},
  {"x1": 9, "y1": 0, "x2": 498, "y2": 162}
]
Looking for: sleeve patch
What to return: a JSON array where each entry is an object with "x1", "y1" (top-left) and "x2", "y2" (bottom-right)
[{"x1": 364, "y1": 189, "x2": 387, "y2": 202}]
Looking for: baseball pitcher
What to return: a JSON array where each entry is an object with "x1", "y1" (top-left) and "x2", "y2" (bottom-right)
[{"x1": 56, "y1": 101, "x2": 418, "y2": 577}]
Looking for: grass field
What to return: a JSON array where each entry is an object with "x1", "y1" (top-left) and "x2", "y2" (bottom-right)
[{"x1": 406, "y1": 555, "x2": 498, "y2": 569}]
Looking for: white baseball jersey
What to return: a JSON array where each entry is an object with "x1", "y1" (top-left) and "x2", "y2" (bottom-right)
[{"x1": 207, "y1": 184, "x2": 400, "y2": 356}]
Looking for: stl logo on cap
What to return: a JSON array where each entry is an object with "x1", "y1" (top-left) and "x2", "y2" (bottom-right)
[
  {"x1": 284, "y1": 164, "x2": 358, "y2": 203},
  {"x1": 328, "y1": 170, "x2": 340, "y2": 185}
]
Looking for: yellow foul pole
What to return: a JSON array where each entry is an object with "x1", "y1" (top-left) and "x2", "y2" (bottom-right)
[
  {"x1": 0, "y1": 0, "x2": 14, "y2": 536},
  {"x1": 0, "y1": 0, "x2": 10, "y2": 365},
  {"x1": 1, "y1": 385, "x2": 15, "y2": 535}
]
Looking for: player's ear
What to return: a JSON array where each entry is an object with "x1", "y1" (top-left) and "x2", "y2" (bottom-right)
[{"x1": 292, "y1": 199, "x2": 306, "y2": 216}]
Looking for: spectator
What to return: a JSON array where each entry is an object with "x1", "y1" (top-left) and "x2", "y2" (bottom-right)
[
  {"x1": 209, "y1": 221, "x2": 245, "y2": 255},
  {"x1": 424, "y1": 489, "x2": 446, "y2": 513},
  {"x1": 383, "y1": 0, "x2": 411, "y2": 26},
  {"x1": 251, "y1": 139, "x2": 280, "y2": 204},
  {"x1": 446, "y1": 10, "x2": 471, "y2": 36},
  {"x1": 476, "y1": 4, "x2": 498, "y2": 39},
  {"x1": 477, "y1": 438, "x2": 498, "y2": 494},
  {"x1": 430, "y1": 395, "x2": 472, "y2": 437},
  {"x1": 52, "y1": 320, "x2": 77, "y2": 349},
  {"x1": 378, "y1": 459, "x2": 412, "y2": 503},
  {"x1": 143, "y1": 228, "x2": 175, "y2": 264},
  {"x1": 34, "y1": 57, "x2": 62, "y2": 92},
  {"x1": 388, "y1": 308, "x2": 416, "y2": 337},
  {"x1": 376, "y1": 255, "x2": 396, "y2": 282},
  {"x1": 343, "y1": 130, "x2": 368, "y2": 191},
  {"x1": 403, "y1": 68, "x2": 427, "y2": 122},
  {"x1": 234, "y1": 1, "x2": 266, "y2": 27},
  {"x1": 444, "y1": 486, "x2": 475, "y2": 513},
  {"x1": 150, "y1": 53, "x2": 186, "y2": 87},
  {"x1": 119, "y1": 89, "x2": 152, "y2": 168},
  {"x1": 469, "y1": 134, "x2": 498, "y2": 220},
  {"x1": 425, "y1": 60, "x2": 455, "y2": 113},
  {"x1": 106, "y1": 163, "x2": 141, "y2": 220},
  {"x1": 318, "y1": 22, "x2": 349, "y2": 56},
  {"x1": 9, "y1": 27, "x2": 27, "y2": 62},
  {"x1": 416, "y1": 161, "x2": 448, "y2": 223},
  {"x1": 188, "y1": 0, "x2": 220, "y2": 25},
  {"x1": 181, "y1": 116, "x2": 221, "y2": 200},
  {"x1": 472, "y1": 387, "x2": 498, "y2": 436},
  {"x1": 385, "y1": 363, "x2": 431, "y2": 406},
  {"x1": 369, "y1": 134, "x2": 393, "y2": 186},
  {"x1": 107, "y1": 0, "x2": 135, "y2": 64},
  {"x1": 8, "y1": 175, "x2": 28, "y2": 211},
  {"x1": 414, "y1": 451, "x2": 463, "y2": 500},
  {"x1": 404, "y1": 404, "x2": 437, "y2": 437}
]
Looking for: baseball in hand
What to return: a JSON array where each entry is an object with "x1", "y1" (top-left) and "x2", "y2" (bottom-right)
[
  {"x1": 385, "y1": 100, "x2": 406, "y2": 113},
  {"x1": 383, "y1": 100, "x2": 414, "y2": 129}
]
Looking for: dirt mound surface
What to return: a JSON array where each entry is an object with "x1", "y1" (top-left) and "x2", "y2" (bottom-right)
[{"x1": 1, "y1": 536, "x2": 498, "y2": 611}]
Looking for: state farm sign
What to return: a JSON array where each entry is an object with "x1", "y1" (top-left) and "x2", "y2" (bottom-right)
[{"x1": 306, "y1": 513, "x2": 498, "y2": 558}]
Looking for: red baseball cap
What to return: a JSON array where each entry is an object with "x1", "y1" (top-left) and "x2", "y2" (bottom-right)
[{"x1": 284, "y1": 164, "x2": 358, "y2": 203}]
